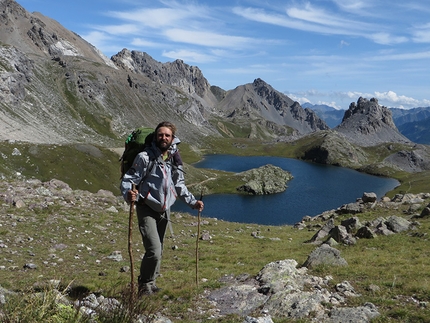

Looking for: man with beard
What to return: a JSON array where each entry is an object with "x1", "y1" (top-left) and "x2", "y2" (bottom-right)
[{"x1": 121, "y1": 121, "x2": 204, "y2": 296}]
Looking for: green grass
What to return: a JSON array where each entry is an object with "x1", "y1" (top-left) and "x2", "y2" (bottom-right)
[
  {"x1": 0, "y1": 141, "x2": 287, "y2": 197},
  {"x1": 0, "y1": 142, "x2": 121, "y2": 194},
  {"x1": 1, "y1": 182, "x2": 429, "y2": 321},
  {"x1": 1, "y1": 135, "x2": 430, "y2": 321}
]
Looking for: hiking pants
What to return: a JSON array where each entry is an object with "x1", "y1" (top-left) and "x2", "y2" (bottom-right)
[{"x1": 136, "y1": 203, "x2": 169, "y2": 287}]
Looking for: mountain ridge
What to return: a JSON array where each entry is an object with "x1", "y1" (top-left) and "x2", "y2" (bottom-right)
[
  {"x1": 0, "y1": 0, "x2": 378, "y2": 147},
  {"x1": 1, "y1": 0, "x2": 430, "y2": 179}
]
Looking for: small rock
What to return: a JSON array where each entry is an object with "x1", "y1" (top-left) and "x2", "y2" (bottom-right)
[
  {"x1": 12, "y1": 148, "x2": 21, "y2": 156},
  {"x1": 367, "y1": 284, "x2": 380, "y2": 293},
  {"x1": 362, "y1": 192, "x2": 377, "y2": 203},
  {"x1": 13, "y1": 199, "x2": 26, "y2": 208},
  {"x1": 303, "y1": 244, "x2": 348, "y2": 268},
  {"x1": 201, "y1": 232, "x2": 212, "y2": 240},
  {"x1": 23, "y1": 263, "x2": 37, "y2": 269},
  {"x1": 106, "y1": 206, "x2": 118, "y2": 213},
  {"x1": 120, "y1": 266, "x2": 130, "y2": 272},
  {"x1": 107, "y1": 251, "x2": 123, "y2": 262}
]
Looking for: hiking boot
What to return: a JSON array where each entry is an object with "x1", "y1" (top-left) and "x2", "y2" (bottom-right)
[
  {"x1": 138, "y1": 285, "x2": 153, "y2": 297},
  {"x1": 138, "y1": 283, "x2": 161, "y2": 297},
  {"x1": 151, "y1": 285, "x2": 161, "y2": 293}
]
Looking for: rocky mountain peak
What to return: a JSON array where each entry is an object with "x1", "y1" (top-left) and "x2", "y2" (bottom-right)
[
  {"x1": 252, "y1": 78, "x2": 329, "y2": 132},
  {"x1": 335, "y1": 97, "x2": 411, "y2": 146},
  {"x1": 215, "y1": 78, "x2": 329, "y2": 138},
  {"x1": 342, "y1": 97, "x2": 396, "y2": 128},
  {"x1": 0, "y1": 0, "x2": 113, "y2": 65},
  {"x1": 111, "y1": 49, "x2": 217, "y2": 106}
]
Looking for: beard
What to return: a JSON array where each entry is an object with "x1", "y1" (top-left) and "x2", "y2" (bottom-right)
[{"x1": 156, "y1": 138, "x2": 172, "y2": 152}]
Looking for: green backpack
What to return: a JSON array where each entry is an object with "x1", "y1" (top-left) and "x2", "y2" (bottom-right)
[{"x1": 119, "y1": 127, "x2": 154, "y2": 179}]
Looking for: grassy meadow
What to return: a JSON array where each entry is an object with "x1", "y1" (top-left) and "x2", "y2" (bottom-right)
[{"x1": 0, "y1": 138, "x2": 430, "y2": 322}]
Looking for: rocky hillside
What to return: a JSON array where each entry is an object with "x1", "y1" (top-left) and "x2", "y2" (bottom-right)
[
  {"x1": 216, "y1": 78, "x2": 329, "y2": 139},
  {"x1": 397, "y1": 118, "x2": 430, "y2": 145},
  {"x1": 0, "y1": 0, "x2": 217, "y2": 145},
  {"x1": 0, "y1": 0, "x2": 326, "y2": 147},
  {"x1": 295, "y1": 98, "x2": 430, "y2": 172},
  {"x1": 335, "y1": 97, "x2": 411, "y2": 147}
]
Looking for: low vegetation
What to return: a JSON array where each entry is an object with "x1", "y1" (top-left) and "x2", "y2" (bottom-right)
[
  {"x1": 0, "y1": 180, "x2": 429, "y2": 322},
  {"x1": 0, "y1": 138, "x2": 430, "y2": 322}
]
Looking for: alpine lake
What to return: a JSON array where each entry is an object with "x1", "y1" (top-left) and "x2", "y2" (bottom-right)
[{"x1": 172, "y1": 155, "x2": 399, "y2": 226}]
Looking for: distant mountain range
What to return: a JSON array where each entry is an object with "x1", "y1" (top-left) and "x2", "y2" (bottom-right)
[
  {"x1": 303, "y1": 103, "x2": 430, "y2": 144},
  {"x1": 301, "y1": 103, "x2": 345, "y2": 128}
]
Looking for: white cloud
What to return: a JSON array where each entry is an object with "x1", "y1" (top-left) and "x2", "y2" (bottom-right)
[
  {"x1": 163, "y1": 29, "x2": 254, "y2": 48},
  {"x1": 286, "y1": 91, "x2": 345, "y2": 109},
  {"x1": 412, "y1": 23, "x2": 430, "y2": 43},
  {"x1": 286, "y1": 93, "x2": 310, "y2": 104},
  {"x1": 233, "y1": 6, "x2": 348, "y2": 35},
  {"x1": 92, "y1": 24, "x2": 140, "y2": 35},
  {"x1": 368, "y1": 32, "x2": 408, "y2": 45},
  {"x1": 345, "y1": 91, "x2": 371, "y2": 99},
  {"x1": 105, "y1": 8, "x2": 192, "y2": 28},
  {"x1": 131, "y1": 38, "x2": 162, "y2": 48},
  {"x1": 332, "y1": 0, "x2": 371, "y2": 12},
  {"x1": 162, "y1": 49, "x2": 217, "y2": 63},
  {"x1": 233, "y1": 4, "x2": 382, "y2": 40},
  {"x1": 80, "y1": 30, "x2": 115, "y2": 50},
  {"x1": 340, "y1": 40, "x2": 350, "y2": 47},
  {"x1": 286, "y1": 3, "x2": 363, "y2": 29},
  {"x1": 372, "y1": 50, "x2": 430, "y2": 61},
  {"x1": 374, "y1": 91, "x2": 419, "y2": 105}
]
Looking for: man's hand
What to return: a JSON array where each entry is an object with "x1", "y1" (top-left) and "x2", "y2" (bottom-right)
[
  {"x1": 127, "y1": 188, "x2": 138, "y2": 203},
  {"x1": 193, "y1": 200, "x2": 204, "y2": 212}
]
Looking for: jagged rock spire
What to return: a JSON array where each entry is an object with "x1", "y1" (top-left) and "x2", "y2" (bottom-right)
[{"x1": 335, "y1": 97, "x2": 411, "y2": 146}]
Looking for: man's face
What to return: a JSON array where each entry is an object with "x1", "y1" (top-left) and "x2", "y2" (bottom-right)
[{"x1": 156, "y1": 126, "x2": 174, "y2": 152}]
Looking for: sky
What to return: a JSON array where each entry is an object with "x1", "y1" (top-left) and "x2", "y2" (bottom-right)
[{"x1": 16, "y1": 0, "x2": 430, "y2": 110}]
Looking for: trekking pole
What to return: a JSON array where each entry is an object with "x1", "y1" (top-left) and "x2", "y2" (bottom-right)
[
  {"x1": 128, "y1": 183, "x2": 136, "y2": 297},
  {"x1": 195, "y1": 191, "x2": 203, "y2": 287}
]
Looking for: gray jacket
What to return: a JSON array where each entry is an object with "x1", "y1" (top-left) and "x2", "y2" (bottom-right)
[{"x1": 120, "y1": 138, "x2": 197, "y2": 212}]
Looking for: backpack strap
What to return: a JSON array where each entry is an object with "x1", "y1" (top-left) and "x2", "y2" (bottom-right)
[
  {"x1": 142, "y1": 148, "x2": 157, "y2": 179},
  {"x1": 171, "y1": 150, "x2": 183, "y2": 166},
  {"x1": 166, "y1": 150, "x2": 185, "y2": 174}
]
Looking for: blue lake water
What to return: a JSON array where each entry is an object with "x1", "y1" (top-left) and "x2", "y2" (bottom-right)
[{"x1": 172, "y1": 155, "x2": 399, "y2": 226}]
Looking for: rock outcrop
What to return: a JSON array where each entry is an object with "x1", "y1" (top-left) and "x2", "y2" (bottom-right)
[
  {"x1": 208, "y1": 259, "x2": 380, "y2": 322},
  {"x1": 300, "y1": 130, "x2": 369, "y2": 168},
  {"x1": 112, "y1": 50, "x2": 218, "y2": 108},
  {"x1": 295, "y1": 191, "x2": 429, "y2": 245},
  {"x1": 383, "y1": 147, "x2": 430, "y2": 172},
  {"x1": 335, "y1": 97, "x2": 411, "y2": 147},
  {"x1": 236, "y1": 164, "x2": 292, "y2": 195}
]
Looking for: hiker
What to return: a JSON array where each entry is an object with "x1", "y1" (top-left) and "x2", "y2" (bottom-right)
[{"x1": 120, "y1": 121, "x2": 204, "y2": 296}]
